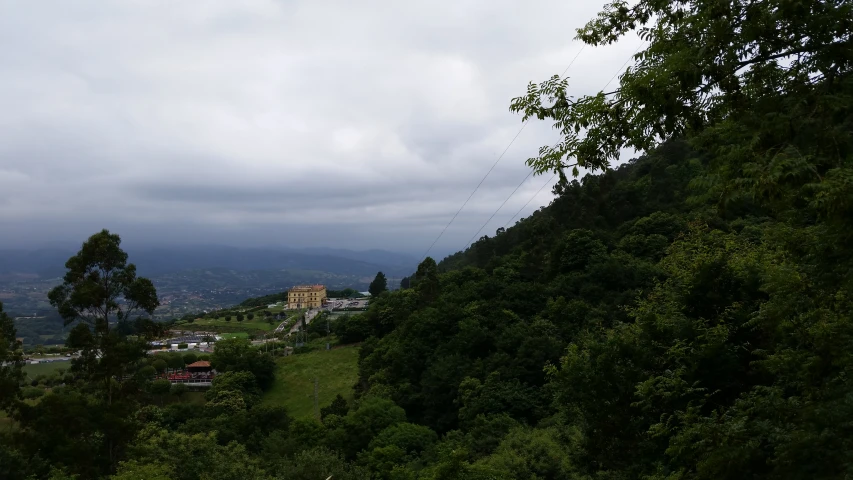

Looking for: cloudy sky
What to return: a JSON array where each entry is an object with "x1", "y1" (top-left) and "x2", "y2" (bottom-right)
[{"x1": 0, "y1": 0, "x2": 642, "y2": 258}]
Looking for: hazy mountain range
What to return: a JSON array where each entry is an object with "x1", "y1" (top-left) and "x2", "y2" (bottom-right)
[{"x1": 0, "y1": 245, "x2": 420, "y2": 280}]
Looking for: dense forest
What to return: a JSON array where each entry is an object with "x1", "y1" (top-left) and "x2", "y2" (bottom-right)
[{"x1": 1, "y1": 0, "x2": 852, "y2": 478}]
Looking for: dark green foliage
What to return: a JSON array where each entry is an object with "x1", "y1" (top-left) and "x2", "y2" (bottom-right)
[
  {"x1": 21, "y1": 386, "x2": 44, "y2": 400},
  {"x1": 333, "y1": 313, "x2": 372, "y2": 344},
  {"x1": 205, "y1": 371, "x2": 262, "y2": 408},
  {"x1": 328, "y1": 288, "x2": 360, "y2": 298},
  {"x1": 182, "y1": 353, "x2": 197, "y2": 365},
  {"x1": 150, "y1": 379, "x2": 172, "y2": 398},
  {"x1": 369, "y1": 271, "x2": 388, "y2": 297},
  {"x1": 151, "y1": 359, "x2": 167, "y2": 373},
  {"x1": 240, "y1": 291, "x2": 287, "y2": 307},
  {"x1": 320, "y1": 393, "x2": 349, "y2": 419},
  {"x1": 170, "y1": 383, "x2": 187, "y2": 398},
  {"x1": 274, "y1": 447, "x2": 367, "y2": 480},
  {"x1": 47, "y1": 229, "x2": 159, "y2": 331},
  {"x1": 325, "y1": 396, "x2": 407, "y2": 459},
  {"x1": 0, "y1": 302, "x2": 23, "y2": 411},
  {"x1": 210, "y1": 338, "x2": 276, "y2": 391}
]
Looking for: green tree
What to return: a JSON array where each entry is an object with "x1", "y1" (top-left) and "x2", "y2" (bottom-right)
[
  {"x1": 205, "y1": 371, "x2": 261, "y2": 408},
  {"x1": 369, "y1": 272, "x2": 388, "y2": 297},
  {"x1": 320, "y1": 393, "x2": 349, "y2": 419},
  {"x1": 47, "y1": 230, "x2": 159, "y2": 335},
  {"x1": 509, "y1": 0, "x2": 852, "y2": 184},
  {"x1": 182, "y1": 353, "x2": 197, "y2": 365},
  {"x1": 150, "y1": 379, "x2": 172, "y2": 404},
  {"x1": 166, "y1": 355, "x2": 184, "y2": 370},
  {"x1": 275, "y1": 447, "x2": 367, "y2": 480},
  {"x1": 247, "y1": 313, "x2": 254, "y2": 321},
  {"x1": 399, "y1": 276, "x2": 410, "y2": 289},
  {"x1": 170, "y1": 383, "x2": 188, "y2": 398},
  {"x1": 137, "y1": 365, "x2": 156, "y2": 380},
  {"x1": 0, "y1": 302, "x2": 23, "y2": 412},
  {"x1": 115, "y1": 429, "x2": 266, "y2": 480},
  {"x1": 151, "y1": 359, "x2": 167, "y2": 373},
  {"x1": 47, "y1": 230, "x2": 159, "y2": 407},
  {"x1": 210, "y1": 338, "x2": 276, "y2": 390},
  {"x1": 237, "y1": 314, "x2": 244, "y2": 322}
]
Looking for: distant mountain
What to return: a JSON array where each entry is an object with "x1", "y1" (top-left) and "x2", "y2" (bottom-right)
[
  {"x1": 0, "y1": 245, "x2": 416, "y2": 279},
  {"x1": 294, "y1": 247, "x2": 418, "y2": 269}
]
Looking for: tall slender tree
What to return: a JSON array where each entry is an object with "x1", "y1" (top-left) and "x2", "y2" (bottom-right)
[
  {"x1": 48, "y1": 229, "x2": 159, "y2": 334},
  {"x1": 368, "y1": 271, "x2": 388, "y2": 297}
]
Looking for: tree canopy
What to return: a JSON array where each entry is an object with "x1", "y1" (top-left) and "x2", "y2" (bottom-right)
[{"x1": 368, "y1": 271, "x2": 388, "y2": 297}]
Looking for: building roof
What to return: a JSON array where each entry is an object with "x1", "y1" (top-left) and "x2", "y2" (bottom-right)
[
  {"x1": 289, "y1": 285, "x2": 326, "y2": 292},
  {"x1": 186, "y1": 361, "x2": 211, "y2": 368}
]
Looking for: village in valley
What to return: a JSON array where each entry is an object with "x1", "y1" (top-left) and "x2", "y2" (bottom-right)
[{"x1": 20, "y1": 283, "x2": 371, "y2": 391}]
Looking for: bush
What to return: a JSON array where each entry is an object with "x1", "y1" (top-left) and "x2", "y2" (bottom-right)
[
  {"x1": 152, "y1": 359, "x2": 167, "y2": 373},
  {"x1": 177, "y1": 343, "x2": 188, "y2": 350},
  {"x1": 151, "y1": 379, "x2": 172, "y2": 396},
  {"x1": 247, "y1": 313, "x2": 255, "y2": 320},
  {"x1": 22, "y1": 386, "x2": 44, "y2": 400},
  {"x1": 225, "y1": 317, "x2": 232, "y2": 322},
  {"x1": 171, "y1": 383, "x2": 188, "y2": 397},
  {"x1": 167, "y1": 355, "x2": 185, "y2": 370},
  {"x1": 138, "y1": 365, "x2": 156, "y2": 379}
]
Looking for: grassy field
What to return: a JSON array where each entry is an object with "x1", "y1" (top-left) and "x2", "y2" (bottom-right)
[
  {"x1": 182, "y1": 308, "x2": 304, "y2": 334},
  {"x1": 218, "y1": 332, "x2": 249, "y2": 339},
  {"x1": 22, "y1": 361, "x2": 70, "y2": 378},
  {"x1": 262, "y1": 345, "x2": 360, "y2": 419}
]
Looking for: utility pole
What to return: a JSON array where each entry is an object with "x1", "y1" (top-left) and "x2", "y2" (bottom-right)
[{"x1": 313, "y1": 377, "x2": 319, "y2": 421}]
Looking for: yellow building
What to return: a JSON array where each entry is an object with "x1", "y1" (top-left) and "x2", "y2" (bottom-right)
[{"x1": 287, "y1": 285, "x2": 327, "y2": 309}]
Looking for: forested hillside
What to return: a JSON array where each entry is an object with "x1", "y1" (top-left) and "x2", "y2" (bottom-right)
[{"x1": 1, "y1": 0, "x2": 851, "y2": 479}]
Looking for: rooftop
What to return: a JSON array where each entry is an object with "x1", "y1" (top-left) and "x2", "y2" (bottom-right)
[
  {"x1": 186, "y1": 361, "x2": 211, "y2": 368},
  {"x1": 289, "y1": 285, "x2": 326, "y2": 292}
]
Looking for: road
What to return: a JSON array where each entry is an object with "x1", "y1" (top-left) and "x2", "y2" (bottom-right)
[
  {"x1": 289, "y1": 308, "x2": 321, "y2": 334},
  {"x1": 272, "y1": 308, "x2": 322, "y2": 335}
]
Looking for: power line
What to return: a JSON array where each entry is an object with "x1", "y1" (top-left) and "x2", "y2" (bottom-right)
[
  {"x1": 419, "y1": 43, "x2": 587, "y2": 260},
  {"x1": 460, "y1": 41, "x2": 645, "y2": 251},
  {"x1": 502, "y1": 172, "x2": 557, "y2": 229},
  {"x1": 462, "y1": 171, "x2": 533, "y2": 250}
]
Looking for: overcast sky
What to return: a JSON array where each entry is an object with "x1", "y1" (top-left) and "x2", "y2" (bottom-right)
[{"x1": 0, "y1": 0, "x2": 642, "y2": 258}]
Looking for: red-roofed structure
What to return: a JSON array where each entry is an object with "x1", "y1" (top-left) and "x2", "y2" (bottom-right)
[{"x1": 186, "y1": 360, "x2": 212, "y2": 373}]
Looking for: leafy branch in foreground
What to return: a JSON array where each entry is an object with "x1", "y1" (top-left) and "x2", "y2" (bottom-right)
[{"x1": 510, "y1": 0, "x2": 853, "y2": 182}]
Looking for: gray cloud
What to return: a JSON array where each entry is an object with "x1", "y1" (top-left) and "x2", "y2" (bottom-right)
[{"x1": 0, "y1": 0, "x2": 643, "y2": 256}]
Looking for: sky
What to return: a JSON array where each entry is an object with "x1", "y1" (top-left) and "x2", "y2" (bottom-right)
[{"x1": 0, "y1": 0, "x2": 643, "y2": 258}]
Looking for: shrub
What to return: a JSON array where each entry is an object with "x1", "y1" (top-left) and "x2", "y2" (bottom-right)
[
  {"x1": 152, "y1": 359, "x2": 167, "y2": 373},
  {"x1": 171, "y1": 383, "x2": 188, "y2": 397},
  {"x1": 138, "y1": 365, "x2": 156, "y2": 379},
  {"x1": 22, "y1": 386, "x2": 44, "y2": 400},
  {"x1": 150, "y1": 379, "x2": 172, "y2": 396}
]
